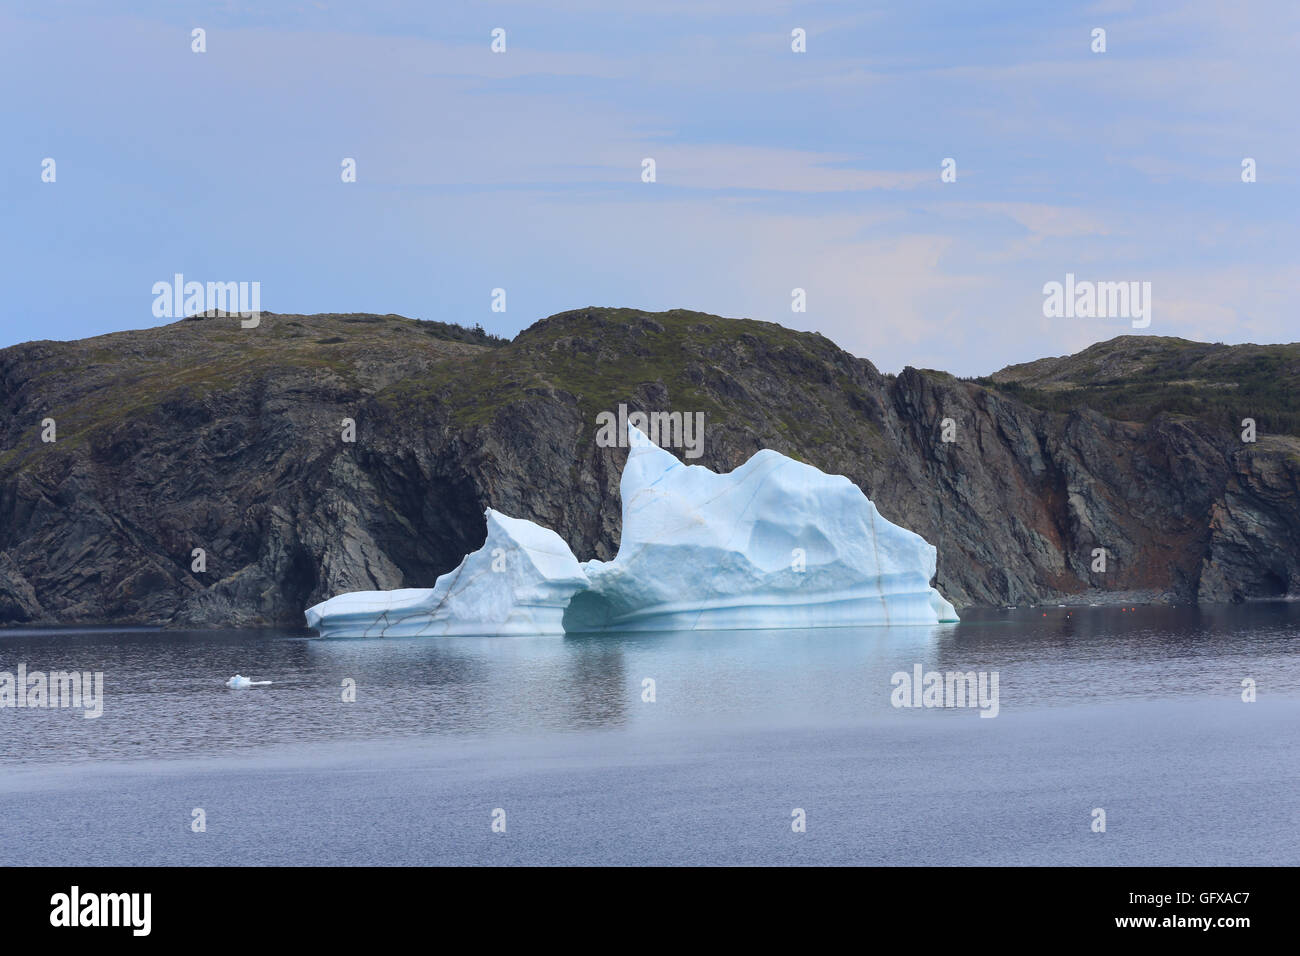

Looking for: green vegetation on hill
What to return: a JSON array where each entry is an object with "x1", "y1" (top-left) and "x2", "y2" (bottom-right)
[
  {"x1": 412, "y1": 317, "x2": 508, "y2": 347},
  {"x1": 981, "y1": 335, "x2": 1300, "y2": 438},
  {"x1": 0, "y1": 312, "x2": 494, "y2": 469},
  {"x1": 376, "y1": 307, "x2": 881, "y2": 454}
]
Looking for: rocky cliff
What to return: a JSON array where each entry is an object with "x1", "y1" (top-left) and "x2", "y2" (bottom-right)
[{"x1": 0, "y1": 308, "x2": 1296, "y2": 627}]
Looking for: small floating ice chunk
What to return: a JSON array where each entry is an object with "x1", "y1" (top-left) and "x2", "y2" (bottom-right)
[{"x1": 225, "y1": 674, "x2": 272, "y2": 689}]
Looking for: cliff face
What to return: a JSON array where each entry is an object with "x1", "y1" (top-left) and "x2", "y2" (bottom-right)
[{"x1": 0, "y1": 308, "x2": 1296, "y2": 627}]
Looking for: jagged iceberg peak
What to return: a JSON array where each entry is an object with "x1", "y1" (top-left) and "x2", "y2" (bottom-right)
[
  {"x1": 561, "y1": 424, "x2": 958, "y2": 631},
  {"x1": 305, "y1": 508, "x2": 588, "y2": 638}
]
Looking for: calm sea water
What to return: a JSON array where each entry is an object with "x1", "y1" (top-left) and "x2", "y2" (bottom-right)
[{"x1": 1, "y1": 604, "x2": 1297, "y2": 865}]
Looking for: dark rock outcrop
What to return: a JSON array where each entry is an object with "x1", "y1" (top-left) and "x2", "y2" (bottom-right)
[{"x1": 0, "y1": 308, "x2": 1295, "y2": 627}]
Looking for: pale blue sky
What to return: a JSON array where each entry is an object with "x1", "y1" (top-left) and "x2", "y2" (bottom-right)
[{"x1": 1, "y1": 0, "x2": 1295, "y2": 374}]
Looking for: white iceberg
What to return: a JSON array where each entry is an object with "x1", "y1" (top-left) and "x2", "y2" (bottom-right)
[
  {"x1": 305, "y1": 508, "x2": 590, "y2": 638},
  {"x1": 225, "y1": 674, "x2": 272, "y2": 688},
  {"x1": 305, "y1": 425, "x2": 957, "y2": 638},
  {"x1": 563, "y1": 426, "x2": 958, "y2": 631}
]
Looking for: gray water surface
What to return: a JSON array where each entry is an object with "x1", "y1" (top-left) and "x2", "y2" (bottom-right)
[{"x1": 1, "y1": 604, "x2": 1297, "y2": 865}]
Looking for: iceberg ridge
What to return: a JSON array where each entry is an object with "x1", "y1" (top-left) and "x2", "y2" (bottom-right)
[
  {"x1": 305, "y1": 509, "x2": 589, "y2": 638},
  {"x1": 564, "y1": 426, "x2": 958, "y2": 631}
]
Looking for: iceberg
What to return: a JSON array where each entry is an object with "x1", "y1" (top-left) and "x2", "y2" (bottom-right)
[
  {"x1": 305, "y1": 425, "x2": 957, "y2": 637},
  {"x1": 225, "y1": 675, "x2": 272, "y2": 688},
  {"x1": 563, "y1": 426, "x2": 958, "y2": 631},
  {"x1": 305, "y1": 509, "x2": 590, "y2": 638}
]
